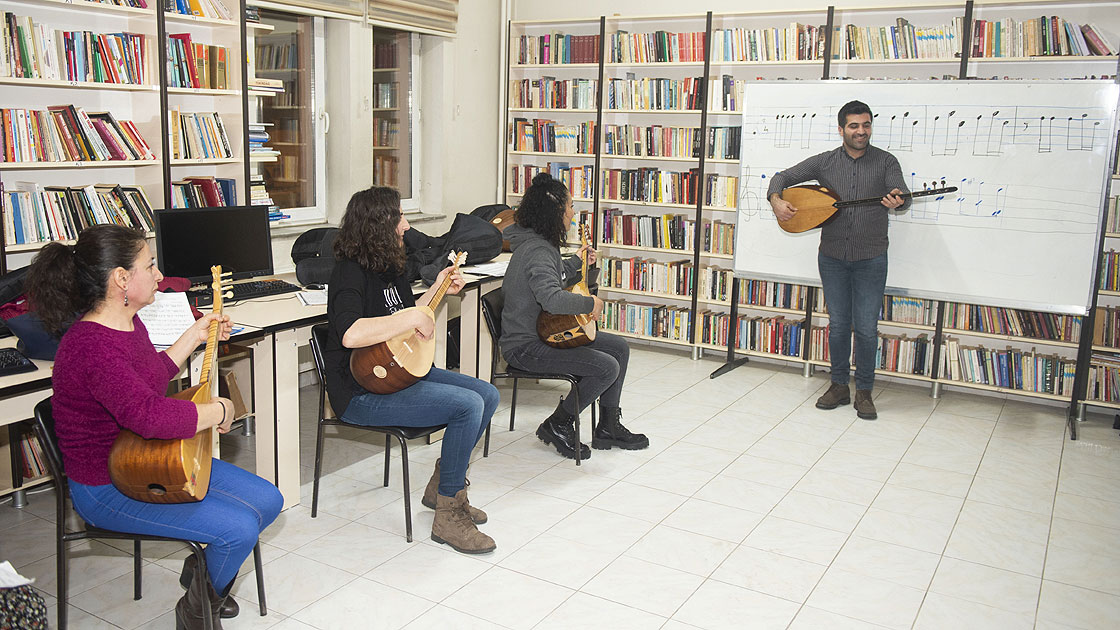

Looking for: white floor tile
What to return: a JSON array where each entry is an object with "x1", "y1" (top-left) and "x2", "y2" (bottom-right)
[
  {"x1": 292, "y1": 578, "x2": 433, "y2": 630},
  {"x1": 929, "y1": 557, "x2": 1041, "y2": 616},
  {"x1": 661, "y1": 498, "x2": 764, "y2": 544},
  {"x1": 852, "y1": 508, "x2": 953, "y2": 554},
  {"x1": 788, "y1": 606, "x2": 891, "y2": 629},
  {"x1": 914, "y1": 591, "x2": 1034, "y2": 630},
  {"x1": 806, "y1": 567, "x2": 926, "y2": 630},
  {"x1": 497, "y1": 533, "x2": 618, "y2": 589},
  {"x1": 1037, "y1": 580, "x2": 1120, "y2": 630},
  {"x1": 741, "y1": 516, "x2": 848, "y2": 565},
  {"x1": 624, "y1": 525, "x2": 735, "y2": 577},
  {"x1": 365, "y1": 542, "x2": 492, "y2": 601},
  {"x1": 443, "y1": 566, "x2": 572, "y2": 630},
  {"x1": 771, "y1": 490, "x2": 867, "y2": 533},
  {"x1": 671, "y1": 579, "x2": 800, "y2": 629},
  {"x1": 533, "y1": 592, "x2": 666, "y2": 630},
  {"x1": 586, "y1": 481, "x2": 687, "y2": 523},
  {"x1": 582, "y1": 556, "x2": 703, "y2": 618},
  {"x1": 829, "y1": 536, "x2": 941, "y2": 590},
  {"x1": 709, "y1": 545, "x2": 826, "y2": 603}
]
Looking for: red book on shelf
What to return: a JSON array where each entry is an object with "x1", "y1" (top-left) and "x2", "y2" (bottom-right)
[
  {"x1": 183, "y1": 176, "x2": 224, "y2": 207},
  {"x1": 89, "y1": 119, "x2": 127, "y2": 160},
  {"x1": 168, "y1": 33, "x2": 199, "y2": 87}
]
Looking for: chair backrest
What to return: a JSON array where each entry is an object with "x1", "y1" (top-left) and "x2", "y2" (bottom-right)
[
  {"x1": 309, "y1": 323, "x2": 330, "y2": 383},
  {"x1": 31, "y1": 397, "x2": 65, "y2": 485},
  {"x1": 480, "y1": 287, "x2": 504, "y2": 344}
]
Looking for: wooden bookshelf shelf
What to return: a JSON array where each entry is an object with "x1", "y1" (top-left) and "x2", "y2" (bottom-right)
[
  {"x1": 938, "y1": 378, "x2": 1073, "y2": 402},
  {"x1": 698, "y1": 299, "x2": 806, "y2": 316},
  {"x1": 509, "y1": 150, "x2": 595, "y2": 158},
  {"x1": 170, "y1": 158, "x2": 241, "y2": 166},
  {"x1": 833, "y1": 57, "x2": 959, "y2": 64},
  {"x1": 373, "y1": 67, "x2": 401, "y2": 72},
  {"x1": 371, "y1": 146, "x2": 399, "y2": 150},
  {"x1": 967, "y1": 55, "x2": 1118, "y2": 63},
  {"x1": 0, "y1": 77, "x2": 158, "y2": 91},
  {"x1": 601, "y1": 242, "x2": 732, "y2": 259},
  {"x1": 700, "y1": 342, "x2": 806, "y2": 364},
  {"x1": 942, "y1": 328, "x2": 1079, "y2": 348},
  {"x1": 0, "y1": 160, "x2": 159, "y2": 170},
  {"x1": 1082, "y1": 398, "x2": 1120, "y2": 410},
  {"x1": 167, "y1": 87, "x2": 242, "y2": 96},
  {"x1": 248, "y1": 89, "x2": 279, "y2": 97},
  {"x1": 604, "y1": 109, "x2": 703, "y2": 115},
  {"x1": 1091, "y1": 344, "x2": 1120, "y2": 353},
  {"x1": 7, "y1": 231, "x2": 156, "y2": 253},
  {"x1": 880, "y1": 320, "x2": 937, "y2": 332},
  {"x1": 601, "y1": 286, "x2": 693, "y2": 302},
  {"x1": 510, "y1": 107, "x2": 599, "y2": 113},
  {"x1": 601, "y1": 153, "x2": 712, "y2": 163},
  {"x1": 10, "y1": 0, "x2": 153, "y2": 17},
  {"x1": 372, "y1": 107, "x2": 400, "y2": 112},
  {"x1": 247, "y1": 21, "x2": 275, "y2": 32},
  {"x1": 164, "y1": 12, "x2": 239, "y2": 27},
  {"x1": 608, "y1": 330, "x2": 694, "y2": 347},
  {"x1": 512, "y1": 62, "x2": 601, "y2": 69},
  {"x1": 249, "y1": 154, "x2": 279, "y2": 163},
  {"x1": 600, "y1": 198, "x2": 734, "y2": 212}
]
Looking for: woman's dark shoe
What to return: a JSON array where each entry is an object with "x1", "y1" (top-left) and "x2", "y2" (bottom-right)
[
  {"x1": 592, "y1": 406, "x2": 649, "y2": 450},
  {"x1": 174, "y1": 569, "x2": 223, "y2": 630},
  {"x1": 181, "y1": 554, "x2": 239, "y2": 619},
  {"x1": 536, "y1": 403, "x2": 590, "y2": 460}
]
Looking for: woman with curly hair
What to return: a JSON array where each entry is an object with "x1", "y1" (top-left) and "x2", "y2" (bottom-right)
[
  {"x1": 322, "y1": 186, "x2": 499, "y2": 554},
  {"x1": 500, "y1": 173, "x2": 648, "y2": 460}
]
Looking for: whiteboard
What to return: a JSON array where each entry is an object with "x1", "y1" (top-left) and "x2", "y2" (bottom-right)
[{"x1": 734, "y1": 80, "x2": 1119, "y2": 316}]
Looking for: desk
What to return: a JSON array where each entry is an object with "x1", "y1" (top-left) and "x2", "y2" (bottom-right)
[{"x1": 0, "y1": 338, "x2": 54, "y2": 504}]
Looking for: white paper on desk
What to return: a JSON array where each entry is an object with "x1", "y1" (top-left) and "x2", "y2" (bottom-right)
[
  {"x1": 137, "y1": 292, "x2": 196, "y2": 349},
  {"x1": 0, "y1": 561, "x2": 34, "y2": 587},
  {"x1": 297, "y1": 290, "x2": 327, "y2": 306},
  {"x1": 461, "y1": 260, "x2": 509, "y2": 277}
]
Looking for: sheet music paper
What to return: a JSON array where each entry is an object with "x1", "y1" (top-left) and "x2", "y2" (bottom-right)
[
  {"x1": 297, "y1": 290, "x2": 327, "y2": 306},
  {"x1": 137, "y1": 292, "x2": 197, "y2": 349},
  {"x1": 461, "y1": 260, "x2": 509, "y2": 277}
]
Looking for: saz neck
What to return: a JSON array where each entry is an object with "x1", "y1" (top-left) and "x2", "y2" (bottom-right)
[{"x1": 834, "y1": 187, "x2": 956, "y2": 208}]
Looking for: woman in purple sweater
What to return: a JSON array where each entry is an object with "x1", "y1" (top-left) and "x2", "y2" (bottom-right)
[{"x1": 26, "y1": 225, "x2": 282, "y2": 630}]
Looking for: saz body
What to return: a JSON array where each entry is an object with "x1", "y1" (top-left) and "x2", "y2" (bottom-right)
[
  {"x1": 350, "y1": 251, "x2": 466, "y2": 394},
  {"x1": 537, "y1": 223, "x2": 597, "y2": 349},
  {"x1": 108, "y1": 266, "x2": 229, "y2": 503},
  {"x1": 777, "y1": 184, "x2": 957, "y2": 233}
]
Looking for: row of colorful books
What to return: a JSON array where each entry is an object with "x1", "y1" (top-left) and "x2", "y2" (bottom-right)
[
  {"x1": 699, "y1": 311, "x2": 803, "y2": 357},
  {"x1": 607, "y1": 30, "x2": 707, "y2": 64},
  {"x1": 167, "y1": 34, "x2": 229, "y2": 90},
  {"x1": 373, "y1": 119, "x2": 398, "y2": 148},
  {"x1": 374, "y1": 41, "x2": 399, "y2": 70},
  {"x1": 605, "y1": 75, "x2": 703, "y2": 112},
  {"x1": 373, "y1": 154, "x2": 398, "y2": 188},
  {"x1": 169, "y1": 109, "x2": 232, "y2": 160},
  {"x1": 808, "y1": 326, "x2": 934, "y2": 376},
  {"x1": 601, "y1": 301, "x2": 692, "y2": 342},
  {"x1": 1, "y1": 105, "x2": 154, "y2": 163},
  {"x1": 509, "y1": 78, "x2": 598, "y2": 110},
  {"x1": 1086, "y1": 353, "x2": 1120, "y2": 402},
  {"x1": 836, "y1": 19, "x2": 958, "y2": 60},
  {"x1": 509, "y1": 118, "x2": 596, "y2": 154},
  {"x1": 508, "y1": 162, "x2": 595, "y2": 199},
  {"x1": 170, "y1": 176, "x2": 235, "y2": 209},
  {"x1": 943, "y1": 302, "x2": 1082, "y2": 343},
  {"x1": 166, "y1": 0, "x2": 235, "y2": 22},
  {"x1": 1, "y1": 14, "x2": 148, "y2": 84},
  {"x1": 255, "y1": 42, "x2": 296, "y2": 71},
  {"x1": 601, "y1": 208, "x2": 734, "y2": 255},
  {"x1": 970, "y1": 17, "x2": 1116, "y2": 58},
  {"x1": 17, "y1": 433, "x2": 46, "y2": 480},
  {"x1": 601, "y1": 255, "x2": 694, "y2": 297},
  {"x1": 1104, "y1": 196, "x2": 1120, "y2": 233},
  {"x1": 374, "y1": 81, "x2": 398, "y2": 109},
  {"x1": 514, "y1": 33, "x2": 601, "y2": 65},
  {"x1": 602, "y1": 124, "x2": 742, "y2": 161},
  {"x1": 2, "y1": 181, "x2": 155, "y2": 244},
  {"x1": 712, "y1": 24, "x2": 827, "y2": 63},
  {"x1": 699, "y1": 273, "x2": 811, "y2": 310},
  {"x1": 881, "y1": 295, "x2": 937, "y2": 326},
  {"x1": 600, "y1": 167, "x2": 738, "y2": 208},
  {"x1": 941, "y1": 337, "x2": 1075, "y2": 394}
]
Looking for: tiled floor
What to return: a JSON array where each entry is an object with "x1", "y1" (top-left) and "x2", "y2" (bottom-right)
[{"x1": 3, "y1": 345, "x2": 1120, "y2": 629}]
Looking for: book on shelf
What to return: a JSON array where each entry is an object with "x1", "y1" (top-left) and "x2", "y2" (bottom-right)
[
  {"x1": 607, "y1": 30, "x2": 708, "y2": 64},
  {"x1": 0, "y1": 105, "x2": 153, "y2": 163},
  {"x1": 602, "y1": 299, "x2": 692, "y2": 342},
  {"x1": 509, "y1": 162, "x2": 594, "y2": 199},
  {"x1": 18, "y1": 433, "x2": 46, "y2": 479},
  {"x1": 940, "y1": 337, "x2": 1075, "y2": 395},
  {"x1": 509, "y1": 77, "x2": 598, "y2": 110},
  {"x1": 881, "y1": 295, "x2": 936, "y2": 326},
  {"x1": 509, "y1": 118, "x2": 596, "y2": 154},
  {"x1": 1, "y1": 14, "x2": 149, "y2": 85},
  {"x1": 602, "y1": 255, "x2": 694, "y2": 297},
  {"x1": 968, "y1": 16, "x2": 1116, "y2": 58},
  {"x1": 874, "y1": 333, "x2": 933, "y2": 376},
  {"x1": 165, "y1": 0, "x2": 234, "y2": 21},
  {"x1": 374, "y1": 41, "x2": 398, "y2": 69},
  {"x1": 710, "y1": 23, "x2": 827, "y2": 62},
  {"x1": 168, "y1": 109, "x2": 232, "y2": 160},
  {"x1": 2, "y1": 182, "x2": 154, "y2": 244},
  {"x1": 373, "y1": 81, "x2": 398, "y2": 108},
  {"x1": 942, "y1": 302, "x2": 1081, "y2": 342},
  {"x1": 699, "y1": 310, "x2": 804, "y2": 357},
  {"x1": 515, "y1": 32, "x2": 601, "y2": 65},
  {"x1": 167, "y1": 34, "x2": 228, "y2": 89},
  {"x1": 171, "y1": 177, "x2": 235, "y2": 208},
  {"x1": 836, "y1": 18, "x2": 959, "y2": 61},
  {"x1": 600, "y1": 167, "x2": 701, "y2": 205},
  {"x1": 248, "y1": 77, "x2": 283, "y2": 91},
  {"x1": 606, "y1": 74, "x2": 704, "y2": 111}
]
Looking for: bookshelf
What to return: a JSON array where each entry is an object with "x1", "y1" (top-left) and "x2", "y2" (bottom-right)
[{"x1": 504, "y1": 1, "x2": 1120, "y2": 418}]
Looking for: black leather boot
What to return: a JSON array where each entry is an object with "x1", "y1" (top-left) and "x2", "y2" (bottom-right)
[
  {"x1": 174, "y1": 569, "x2": 222, "y2": 630},
  {"x1": 592, "y1": 406, "x2": 649, "y2": 450},
  {"x1": 536, "y1": 402, "x2": 591, "y2": 460},
  {"x1": 180, "y1": 554, "x2": 239, "y2": 619}
]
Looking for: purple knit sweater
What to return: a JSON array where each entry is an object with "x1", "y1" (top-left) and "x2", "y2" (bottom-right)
[{"x1": 51, "y1": 317, "x2": 198, "y2": 486}]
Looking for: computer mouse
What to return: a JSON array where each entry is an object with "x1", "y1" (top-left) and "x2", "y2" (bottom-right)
[{"x1": 305, "y1": 283, "x2": 325, "y2": 291}]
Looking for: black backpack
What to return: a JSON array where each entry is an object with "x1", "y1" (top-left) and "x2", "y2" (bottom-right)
[
  {"x1": 404, "y1": 213, "x2": 502, "y2": 284},
  {"x1": 291, "y1": 228, "x2": 339, "y2": 285}
]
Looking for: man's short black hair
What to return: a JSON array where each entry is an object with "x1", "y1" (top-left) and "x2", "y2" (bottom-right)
[{"x1": 838, "y1": 100, "x2": 872, "y2": 127}]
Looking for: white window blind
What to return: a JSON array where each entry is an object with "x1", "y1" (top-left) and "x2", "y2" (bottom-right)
[
  {"x1": 253, "y1": 0, "x2": 364, "y2": 19},
  {"x1": 368, "y1": 0, "x2": 458, "y2": 35}
]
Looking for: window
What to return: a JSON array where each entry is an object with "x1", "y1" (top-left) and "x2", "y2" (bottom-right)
[
  {"x1": 371, "y1": 26, "x2": 420, "y2": 209},
  {"x1": 254, "y1": 10, "x2": 327, "y2": 220}
]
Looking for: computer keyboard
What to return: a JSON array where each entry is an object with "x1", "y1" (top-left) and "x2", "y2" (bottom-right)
[
  {"x1": 0, "y1": 347, "x2": 37, "y2": 377},
  {"x1": 186, "y1": 279, "x2": 301, "y2": 307}
]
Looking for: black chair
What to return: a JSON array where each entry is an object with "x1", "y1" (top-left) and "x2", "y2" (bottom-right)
[
  {"x1": 480, "y1": 287, "x2": 594, "y2": 466},
  {"x1": 308, "y1": 324, "x2": 452, "y2": 542},
  {"x1": 31, "y1": 398, "x2": 267, "y2": 630}
]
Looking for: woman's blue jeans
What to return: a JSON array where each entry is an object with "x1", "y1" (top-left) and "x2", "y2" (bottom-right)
[
  {"x1": 818, "y1": 251, "x2": 888, "y2": 391},
  {"x1": 503, "y1": 331, "x2": 630, "y2": 416},
  {"x1": 69, "y1": 459, "x2": 283, "y2": 592},
  {"x1": 340, "y1": 367, "x2": 498, "y2": 498}
]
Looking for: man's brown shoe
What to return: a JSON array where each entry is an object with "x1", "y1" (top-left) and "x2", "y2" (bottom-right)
[
  {"x1": 431, "y1": 489, "x2": 496, "y2": 555},
  {"x1": 854, "y1": 389, "x2": 877, "y2": 420},
  {"x1": 421, "y1": 459, "x2": 487, "y2": 524},
  {"x1": 816, "y1": 382, "x2": 851, "y2": 410}
]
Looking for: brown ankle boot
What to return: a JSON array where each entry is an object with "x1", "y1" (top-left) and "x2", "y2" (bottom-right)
[
  {"x1": 180, "y1": 554, "x2": 238, "y2": 618},
  {"x1": 431, "y1": 489, "x2": 496, "y2": 555},
  {"x1": 815, "y1": 382, "x2": 851, "y2": 410},
  {"x1": 175, "y1": 571, "x2": 222, "y2": 630},
  {"x1": 854, "y1": 389, "x2": 878, "y2": 420},
  {"x1": 421, "y1": 459, "x2": 487, "y2": 524}
]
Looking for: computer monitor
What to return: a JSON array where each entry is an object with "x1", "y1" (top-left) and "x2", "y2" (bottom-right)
[{"x1": 154, "y1": 206, "x2": 275, "y2": 284}]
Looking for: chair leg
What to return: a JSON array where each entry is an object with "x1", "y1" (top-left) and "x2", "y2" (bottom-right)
[
  {"x1": 510, "y1": 378, "x2": 519, "y2": 430},
  {"x1": 185, "y1": 543, "x2": 213, "y2": 630},
  {"x1": 133, "y1": 540, "x2": 142, "y2": 599},
  {"x1": 383, "y1": 434, "x2": 392, "y2": 487},
  {"x1": 311, "y1": 420, "x2": 327, "y2": 518},
  {"x1": 573, "y1": 388, "x2": 581, "y2": 467},
  {"x1": 483, "y1": 420, "x2": 491, "y2": 458},
  {"x1": 57, "y1": 530, "x2": 67, "y2": 630},
  {"x1": 398, "y1": 436, "x2": 413, "y2": 543},
  {"x1": 253, "y1": 543, "x2": 267, "y2": 616}
]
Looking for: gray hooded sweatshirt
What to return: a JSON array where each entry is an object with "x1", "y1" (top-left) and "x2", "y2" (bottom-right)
[{"x1": 499, "y1": 223, "x2": 599, "y2": 356}]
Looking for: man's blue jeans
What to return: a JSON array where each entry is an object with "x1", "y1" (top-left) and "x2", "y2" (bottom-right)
[
  {"x1": 69, "y1": 459, "x2": 283, "y2": 592},
  {"x1": 818, "y1": 251, "x2": 887, "y2": 391},
  {"x1": 341, "y1": 367, "x2": 498, "y2": 498}
]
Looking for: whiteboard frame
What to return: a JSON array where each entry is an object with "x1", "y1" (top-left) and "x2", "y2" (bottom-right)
[{"x1": 731, "y1": 79, "x2": 1120, "y2": 317}]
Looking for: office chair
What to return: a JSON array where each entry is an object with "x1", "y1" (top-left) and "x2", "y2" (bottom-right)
[
  {"x1": 309, "y1": 324, "x2": 454, "y2": 542},
  {"x1": 31, "y1": 398, "x2": 267, "y2": 630},
  {"x1": 480, "y1": 287, "x2": 595, "y2": 466}
]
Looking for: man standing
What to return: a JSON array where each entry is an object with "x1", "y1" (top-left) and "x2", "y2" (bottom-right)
[{"x1": 767, "y1": 100, "x2": 910, "y2": 420}]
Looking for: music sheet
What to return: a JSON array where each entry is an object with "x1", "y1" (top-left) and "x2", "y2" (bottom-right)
[{"x1": 137, "y1": 292, "x2": 197, "y2": 349}]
